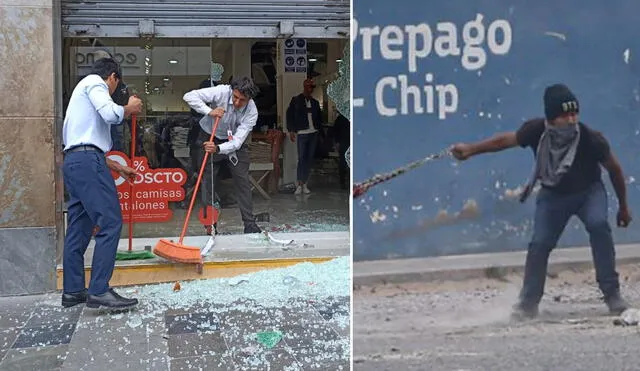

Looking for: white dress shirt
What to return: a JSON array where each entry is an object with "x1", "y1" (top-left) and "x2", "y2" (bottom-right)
[
  {"x1": 298, "y1": 98, "x2": 318, "y2": 135},
  {"x1": 183, "y1": 84, "x2": 258, "y2": 156},
  {"x1": 63, "y1": 74, "x2": 125, "y2": 153}
]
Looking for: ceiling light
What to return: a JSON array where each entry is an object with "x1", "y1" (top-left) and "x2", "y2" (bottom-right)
[
  {"x1": 168, "y1": 59, "x2": 178, "y2": 64},
  {"x1": 308, "y1": 58, "x2": 317, "y2": 62},
  {"x1": 154, "y1": 87, "x2": 160, "y2": 91},
  {"x1": 163, "y1": 77, "x2": 170, "y2": 82},
  {"x1": 336, "y1": 59, "x2": 343, "y2": 62}
]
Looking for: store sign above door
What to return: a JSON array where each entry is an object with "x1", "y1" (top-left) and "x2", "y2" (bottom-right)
[
  {"x1": 71, "y1": 47, "x2": 211, "y2": 76},
  {"x1": 282, "y1": 38, "x2": 307, "y2": 73},
  {"x1": 75, "y1": 49, "x2": 139, "y2": 69}
]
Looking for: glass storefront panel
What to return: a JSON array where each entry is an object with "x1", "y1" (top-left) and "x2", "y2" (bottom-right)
[{"x1": 62, "y1": 37, "x2": 348, "y2": 246}]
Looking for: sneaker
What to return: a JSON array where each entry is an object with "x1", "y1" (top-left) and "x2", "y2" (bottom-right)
[
  {"x1": 244, "y1": 223, "x2": 262, "y2": 234},
  {"x1": 605, "y1": 291, "x2": 630, "y2": 315},
  {"x1": 510, "y1": 302, "x2": 539, "y2": 321},
  {"x1": 302, "y1": 184, "x2": 311, "y2": 194},
  {"x1": 205, "y1": 224, "x2": 218, "y2": 236},
  {"x1": 294, "y1": 185, "x2": 302, "y2": 195}
]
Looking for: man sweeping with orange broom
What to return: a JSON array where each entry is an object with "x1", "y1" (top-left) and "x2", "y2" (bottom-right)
[
  {"x1": 153, "y1": 78, "x2": 262, "y2": 267},
  {"x1": 183, "y1": 77, "x2": 262, "y2": 235},
  {"x1": 61, "y1": 58, "x2": 143, "y2": 309}
]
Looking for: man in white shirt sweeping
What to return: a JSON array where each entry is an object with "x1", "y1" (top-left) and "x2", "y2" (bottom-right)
[
  {"x1": 183, "y1": 76, "x2": 262, "y2": 234},
  {"x1": 61, "y1": 57, "x2": 143, "y2": 309}
]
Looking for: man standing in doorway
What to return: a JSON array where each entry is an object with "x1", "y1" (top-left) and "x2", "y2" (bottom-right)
[
  {"x1": 183, "y1": 76, "x2": 262, "y2": 234},
  {"x1": 451, "y1": 84, "x2": 632, "y2": 319},
  {"x1": 287, "y1": 79, "x2": 323, "y2": 195},
  {"x1": 62, "y1": 58, "x2": 143, "y2": 309}
]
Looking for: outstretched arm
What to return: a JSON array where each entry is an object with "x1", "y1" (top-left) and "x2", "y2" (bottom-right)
[
  {"x1": 452, "y1": 132, "x2": 518, "y2": 160},
  {"x1": 452, "y1": 119, "x2": 542, "y2": 161},
  {"x1": 469, "y1": 132, "x2": 519, "y2": 155},
  {"x1": 183, "y1": 85, "x2": 226, "y2": 116}
]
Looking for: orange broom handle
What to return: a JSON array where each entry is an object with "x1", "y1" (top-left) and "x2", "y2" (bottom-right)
[{"x1": 178, "y1": 116, "x2": 221, "y2": 244}]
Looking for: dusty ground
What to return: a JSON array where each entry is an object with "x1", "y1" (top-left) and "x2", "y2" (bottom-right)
[{"x1": 354, "y1": 263, "x2": 640, "y2": 370}]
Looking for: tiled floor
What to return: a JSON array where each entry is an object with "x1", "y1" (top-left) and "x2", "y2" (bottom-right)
[
  {"x1": 0, "y1": 296, "x2": 75, "y2": 371},
  {"x1": 0, "y1": 295, "x2": 350, "y2": 370}
]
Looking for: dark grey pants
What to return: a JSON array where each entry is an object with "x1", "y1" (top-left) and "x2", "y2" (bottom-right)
[
  {"x1": 338, "y1": 142, "x2": 348, "y2": 187},
  {"x1": 519, "y1": 181, "x2": 620, "y2": 307},
  {"x1": 196, "y1": 129, "x2": 255, "y2": 225},
  {"x1": 296, "y1": 132, "x2": 317, "y2": 183}
]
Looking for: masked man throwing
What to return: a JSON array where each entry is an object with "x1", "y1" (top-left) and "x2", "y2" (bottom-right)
[{"x1": 451, "y1": 84, "x2": 632, "y2": 319}]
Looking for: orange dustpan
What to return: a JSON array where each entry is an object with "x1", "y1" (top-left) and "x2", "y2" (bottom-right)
[{"x1": 153, "y1": 116, "x2": 221, "y2": 265}]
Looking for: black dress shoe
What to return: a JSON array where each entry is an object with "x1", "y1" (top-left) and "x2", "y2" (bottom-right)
[
  {"x1": 244, "y1": 222, "x2": 262, "y2": 234},
  {"x1": 86, "y1": 288, "x2": 138, "y2": 309},
  {"x1": 61, "y1": 289, "x2": 88, "y2": 308}
]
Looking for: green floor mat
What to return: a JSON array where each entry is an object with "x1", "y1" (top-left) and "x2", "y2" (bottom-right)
[{"x1": 115, "y1": 250, "x2": 156, "y2": 261}]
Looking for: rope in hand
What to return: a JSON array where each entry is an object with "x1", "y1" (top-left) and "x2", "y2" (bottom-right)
[{"x1": 353, "y1": 147, "x2": 453, "y2": 199}]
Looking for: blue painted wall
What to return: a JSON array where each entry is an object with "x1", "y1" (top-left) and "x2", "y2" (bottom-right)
[{"x1": 353, "y1": 0, "x2": 640, "y2": 261}]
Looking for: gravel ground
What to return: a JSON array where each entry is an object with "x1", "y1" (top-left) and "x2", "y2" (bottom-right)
[{"x1": 354, "y1": 263, "x2": 640, "y2": 370}]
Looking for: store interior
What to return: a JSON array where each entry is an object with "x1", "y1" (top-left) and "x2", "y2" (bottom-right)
[{"x1": 60, "y1": 37, "x2": 350, "y2": 244}]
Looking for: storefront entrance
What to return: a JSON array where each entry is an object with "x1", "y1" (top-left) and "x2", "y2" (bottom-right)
[{"x1": 58, "y1": 1, "x2": 350, "y2": 279}]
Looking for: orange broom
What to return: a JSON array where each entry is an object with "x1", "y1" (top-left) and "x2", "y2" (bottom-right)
[{"x1": 153, "y1": 116, "x2": 221, "y2": 265}]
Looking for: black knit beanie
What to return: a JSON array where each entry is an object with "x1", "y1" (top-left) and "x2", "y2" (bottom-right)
[{"x1": 544, "y1": 84, "x2": 579, "y2": 121}]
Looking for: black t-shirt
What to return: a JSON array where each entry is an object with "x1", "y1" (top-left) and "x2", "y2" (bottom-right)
[{"x1": 515, "y1": 118, "x2": 610, "y2": 194}]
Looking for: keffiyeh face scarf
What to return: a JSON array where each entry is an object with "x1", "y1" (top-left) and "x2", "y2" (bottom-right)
[{"x1": 519, "y1": 121, "x2": 580, "y2": 203}]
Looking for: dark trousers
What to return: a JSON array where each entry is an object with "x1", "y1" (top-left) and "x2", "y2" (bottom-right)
[
  {"x1": 110, "y1": 124, "x2": 124, "y2": 152},
  {"x1": 296, "y1": 132, "x2": 317, "y2": 183},
  {"x1": 338, "y1": 142, "x2": 348, "y2": 187},
  {"x1": 62, "y1": 150, "x2": 122, "y2": 295},
  {"x1": 519, "y1": 181, "x2": 620, "y2": 307},
  {"x1": 196, "y1": 129, "x2": 255, "y2": 225}
]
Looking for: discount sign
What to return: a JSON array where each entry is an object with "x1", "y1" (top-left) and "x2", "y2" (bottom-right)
[{"x1": 106, "y1": 151, "x2": 187, "y2": 223}]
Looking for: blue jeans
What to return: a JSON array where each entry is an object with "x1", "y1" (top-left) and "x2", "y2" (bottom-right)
[
  {"x1": 62, "y1": 150, "x2": 122, "y2": 295},
  {"x1": 296, "y1": 132, "x2": 317, "y2": 183},
  {"x1": 519, "y1": 181, "x2": 620, "y2": 307}
]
